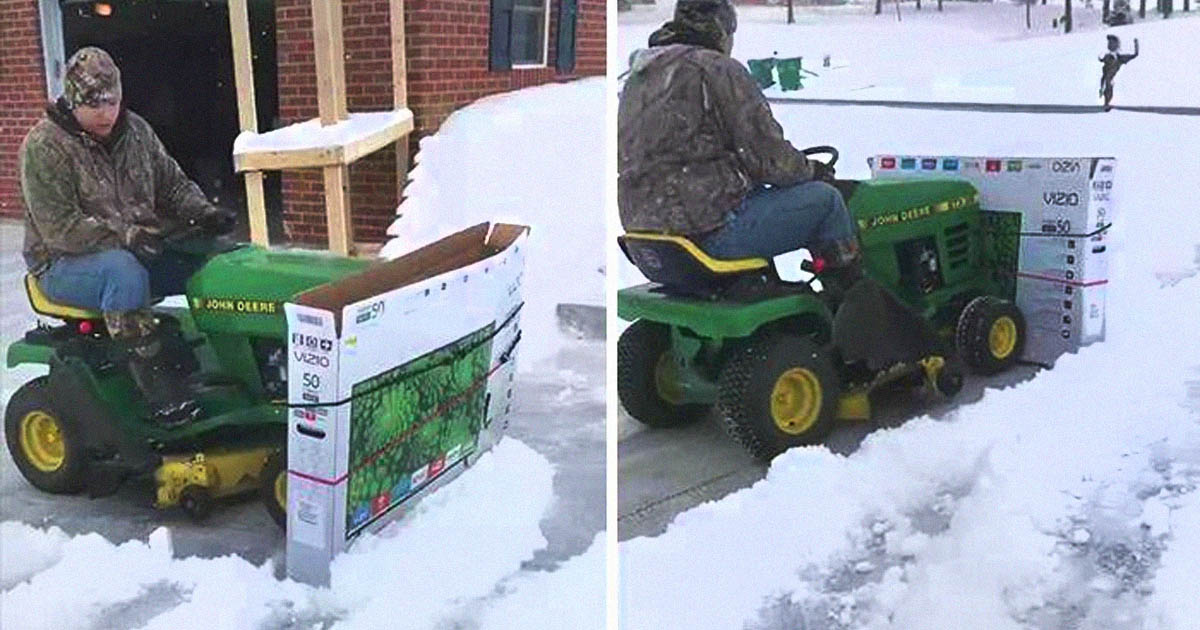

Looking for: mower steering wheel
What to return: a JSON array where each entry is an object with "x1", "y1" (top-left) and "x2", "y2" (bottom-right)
[{"x1": 801, "y1": 145, "x2": 839, "y2": 168}]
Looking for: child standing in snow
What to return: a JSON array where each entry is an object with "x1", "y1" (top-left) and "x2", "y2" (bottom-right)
[{"x1": 1099, "y1": 35, "x2": 1138, "y2": 109}]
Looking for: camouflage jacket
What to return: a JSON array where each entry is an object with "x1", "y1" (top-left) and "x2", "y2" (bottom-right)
[
  {"x1": 618, "y1": 44, "x2": 813, "y2": 236},
  {"x1": 19, "y1": 102, "x2": 216, "y2": 274}
]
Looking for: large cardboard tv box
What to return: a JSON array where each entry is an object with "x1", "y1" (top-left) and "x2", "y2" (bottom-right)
[{"x1": 283, "y1": 223, "x2": 528, "y2": 584}]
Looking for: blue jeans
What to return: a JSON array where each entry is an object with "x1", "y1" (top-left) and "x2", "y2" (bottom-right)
[
  {"x1": 700, "y1": 181, "x2": 855, "y2": 259},
  {"x1": 38, "y1": 248, "x2": 205, "y2": 312}
]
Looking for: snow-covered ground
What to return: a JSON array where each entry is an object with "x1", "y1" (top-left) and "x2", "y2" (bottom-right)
[
  {"x1": 619, "y1": 4, "x2": 1200, "y2": 630},
  {"x1": 622, "y1": 1, "x2": 1200, "y2": 107},
  {"x1": 1, "y1": 79, "x2": 605, "y2": 629}
]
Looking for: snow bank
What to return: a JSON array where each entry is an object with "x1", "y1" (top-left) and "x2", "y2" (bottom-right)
[
  {"x1": 621, "y1": 273, "x2": 1199, "y2": 630},
  {"x1": 381, "y1": 79, "x2": 606, "y2": 368},
  {"x1": 618, "y1": 7, "x2": 1200, "y2": 629},
  {"x1": 1146, "y1": 487, "x2": 1200, "y2": 630},
  {"x1": 476, "y1": 532, "x2": 607, "y2": 630},
  {"x1": 1, "y1": 439, "x2": 563, "y2": 630}
]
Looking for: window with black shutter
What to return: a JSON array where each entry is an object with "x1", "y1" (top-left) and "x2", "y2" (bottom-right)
[
  {"x1": 555, "y1": 0, "x2": 577, "y2": 73},
  {"x1": 489, "y1": 0, "x2": 514, "y2": 70},
  {"x1": 490, "y1": 0, "x2": 549, "y2": 69}
]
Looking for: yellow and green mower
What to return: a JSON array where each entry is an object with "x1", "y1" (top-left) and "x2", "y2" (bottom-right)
[
  {"x1": 5, "y1": 237, "x2": 370, "y2": 525},
  {"x1": 618, "y1": 149, "x2": 1026, "y2": 461}
]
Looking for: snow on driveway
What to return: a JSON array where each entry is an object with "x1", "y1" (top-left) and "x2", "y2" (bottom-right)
[{"x1": 618, "y1": 5, "x2": 1200, "y2": 629}]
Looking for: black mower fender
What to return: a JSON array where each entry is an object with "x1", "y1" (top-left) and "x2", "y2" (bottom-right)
[{"x1": 45, "y1": 358, "x2": 160, "y2": 495}]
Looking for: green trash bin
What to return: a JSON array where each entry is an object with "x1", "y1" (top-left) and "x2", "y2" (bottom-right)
[
  {"x1": 746, "y1": 58, "x2": 777, "y2": 89},
  {"x1": 776, "y1": 57, "x2": 804, "y2": 91}
]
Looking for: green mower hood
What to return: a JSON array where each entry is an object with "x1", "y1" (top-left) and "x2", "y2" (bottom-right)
[
  {"x1": 848, "y1": 179, "x2": 980, "y2": 236},
  {"x1": 186, "y1": 245, "x2": 371, "y2": 338}
]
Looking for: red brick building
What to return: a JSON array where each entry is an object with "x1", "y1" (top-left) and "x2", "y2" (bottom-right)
[{"x1": 0, "y1": 0, "x2": 604, "y2": 245}]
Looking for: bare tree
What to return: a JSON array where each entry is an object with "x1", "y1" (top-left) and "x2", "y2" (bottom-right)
[
  {"x1": 876, "y1": 0, "x2": 883, "y2": 15},
  {"x1": 1064, "y1": 0, "x2": 1072, "y2": 31},
  {"x1": 787, "y1": 0, "x2": 794, "y2": 23},
  {"x1": 916, "y1": 0, "x2": 921, "y2": 10},
  {"x1": 938, "y1": 0, "x2": 943, "y2": 10},
  {"x1": 1103, "y1": 0, "x2": 1111, "y2": 20},
  {"x1": 1140, "y1": 0, "x2": 1146, "y2": 17}
]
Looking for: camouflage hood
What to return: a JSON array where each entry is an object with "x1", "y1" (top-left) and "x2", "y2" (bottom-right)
[
  {"x1": 647, "y1": 0, "x2": 736, "y2": 54},
  {"x1": 618, "y1": 43, "x2": 813, "y2": 236}
]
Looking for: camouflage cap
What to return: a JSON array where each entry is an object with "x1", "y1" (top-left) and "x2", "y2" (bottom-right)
[
  {"x1": 63, "y1": 47, "x2": 122, "y2": 109},
  {"x1": 674, "y1": 0, "x2": 737, "y2": 37}
]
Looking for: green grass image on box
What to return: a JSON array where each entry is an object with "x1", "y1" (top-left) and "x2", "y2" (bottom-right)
[
  {"x1": 346, "y1": 323, "x2": 495, "y2": 534},
  {"x1": 982, "y1": 210, "x2": 1022, "y2": 302}
]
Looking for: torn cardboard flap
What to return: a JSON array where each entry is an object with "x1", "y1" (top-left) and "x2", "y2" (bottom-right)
[{"x1": 295, "y1": 222, "x2": 530, "y2": 335}]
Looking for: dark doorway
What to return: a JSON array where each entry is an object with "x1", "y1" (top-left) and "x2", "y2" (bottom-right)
[{"x1": 61, "y1": 0, "x2": 284, "y2": 241}]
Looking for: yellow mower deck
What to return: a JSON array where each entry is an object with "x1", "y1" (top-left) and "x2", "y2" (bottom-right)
[
  {"x1": 154, "y1": 446, "x2": 276, "y2": 510},
  {"x1": 834, "y1": 355, "x2": 951, "y2": 422}
]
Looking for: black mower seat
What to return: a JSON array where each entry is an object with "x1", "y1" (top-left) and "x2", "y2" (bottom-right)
[
  {"x1": 24, "y1": 274, "x2": 103, "y2": 320},
  {"x1": 618, "y1": 232, "x2": 770, "y2": 289}
]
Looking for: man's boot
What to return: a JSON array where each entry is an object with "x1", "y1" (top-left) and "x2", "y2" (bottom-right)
[
  {"x1": 104, "y1": 310, "x2": 201, "y2": 427},
  {"x1": 811, "y1": 238, "x2": 864, "y2": 308}
]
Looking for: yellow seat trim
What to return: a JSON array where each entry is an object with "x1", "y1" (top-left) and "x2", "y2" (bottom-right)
[
  {"x1": 25, "y1": 275, "x2": 103, "y2": 320},
  {"x1": 624, "y1": 233, "x2": 770, "y2": 273}
]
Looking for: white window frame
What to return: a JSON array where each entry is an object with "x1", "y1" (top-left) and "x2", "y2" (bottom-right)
[{"x1": 510, "y1": 0, "x2": 551, "y2": 69}]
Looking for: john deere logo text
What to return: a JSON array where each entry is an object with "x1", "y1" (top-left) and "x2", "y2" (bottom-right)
[
  {"x1": 192, "y1": 297, "x2": 279, "y2": 314},
  {"x1": 856, "y1": 195, "x2": 976, "y2": 232}
]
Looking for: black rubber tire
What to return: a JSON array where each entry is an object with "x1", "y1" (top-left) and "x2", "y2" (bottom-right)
[
  {"x1": 260, "y1": 449, "x2": 287, "y2": 530},
  {"x1": 180, "y1": 485, "x2": 214, "y2": 522},
  {"x1": 716, "y1": 333, "x2": 840, "y2": 462},
  {"x1": 4, "y1": 376, "x2": 88, "y2": 494},
  {"x1": 956, "y1": 296, "x2": 1026, "y2": 375},
  {"x1": 617, "y1": 320, "x2": 707, "y2": 428}
]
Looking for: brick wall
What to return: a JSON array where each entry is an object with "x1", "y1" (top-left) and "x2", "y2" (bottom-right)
[
  {"x1": 277, "y1": 0, "x2": 606, "y2": 245},
  {"x1": 0, "y1": 0, "x2": 606, "y2": 239},
  {"x1": 0, "y1": 1, "x2": 48, "y2": 220}
]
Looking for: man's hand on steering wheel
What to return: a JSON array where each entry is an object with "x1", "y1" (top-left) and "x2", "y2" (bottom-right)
[
  {"x1": 810, "y1": 161, "x2": 836, "y2": 183},
  {"x1": 801, "y1": 145, "x2": 839, "y2": 183}
]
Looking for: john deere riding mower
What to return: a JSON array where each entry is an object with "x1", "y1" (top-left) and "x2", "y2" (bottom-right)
[
  {"x1": 5, "y1": 237, "x2": 370, "y2": 525},
  {"x1": 618, "y1": 147, "x2": 1026, "y2": 461}
]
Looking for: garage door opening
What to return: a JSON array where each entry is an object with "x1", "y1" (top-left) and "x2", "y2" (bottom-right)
[{"x1": 61, "y1": 0, "x2": 284, "y2": 241}]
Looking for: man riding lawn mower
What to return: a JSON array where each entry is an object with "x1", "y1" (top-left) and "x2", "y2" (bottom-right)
[
  {"x1": 617, "y1": 0, "x2": 1026, "y2": 460},
  {"x1": 6, "y1": 47, "x2": 321, "y2": 523},
  {"x1": 19, "y1": 47, "x2": 237, "y2": 428}
]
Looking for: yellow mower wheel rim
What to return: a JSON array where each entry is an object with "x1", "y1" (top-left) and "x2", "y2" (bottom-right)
[
  {"x1": 274, "y1": 470, "x2": 287, "y2": 511},
  {"x1": 770, "y1": 368, "x2": 823, "y2": 435},
  {"x1": 19, "y1": 411, "x2": 65, "y2": 473},
  {"x1": 988, "y1": 316, "x2": 1018, "y2": 360}
]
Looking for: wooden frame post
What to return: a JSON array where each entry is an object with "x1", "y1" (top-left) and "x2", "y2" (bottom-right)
[
  {"x1": 391, "y1": 0, "x2": 410, "y2": 193},
  {"x1": 311, "y1": 0, "x2": 353, "y2": 255},
  {"x1": 227, "y1": 0, "x2": 412, "y2": 258},
  {"x1": 228, "y1": 0, "x2": 270, "y2": 246}
]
